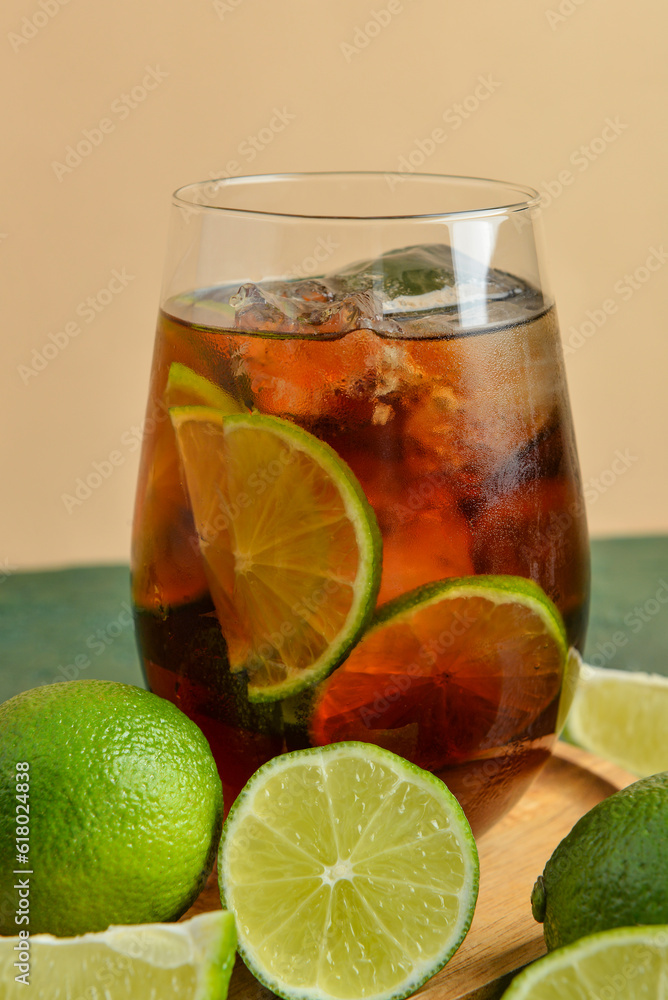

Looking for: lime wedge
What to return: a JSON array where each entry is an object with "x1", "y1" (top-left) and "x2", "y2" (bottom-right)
[
  {"x1": 218, "y1": 742, "x2": 479, "y2": 1000},
  {"x1": 0, "y1": 911, "x2": 236, "y2": 1000},
  {"x1": 170, "y1": 408, "x2": 382, "y2": 701},
  {"x1": 556, "y1": 647, "x2": 582, "y2": 736},
  {"x1": 166, "y1": 362, "x2": 241, "y2": 412},
  {"x1": 500, "y1": 925, "x2": 668, "y2": 999},
  {"x1": 565, "y1": 664, "x2": 668, "y2": 775},
  {"x1": 311, "y1": 576, "x2": 567, "y2": 765}
]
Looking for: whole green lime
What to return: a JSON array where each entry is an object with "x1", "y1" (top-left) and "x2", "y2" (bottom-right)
[
  {"x1": 0, "y1": 680, "x2": 223, "y2": 937},
  {"x1": 531, "y1": 772, "x2": 668, "y2": 950}
]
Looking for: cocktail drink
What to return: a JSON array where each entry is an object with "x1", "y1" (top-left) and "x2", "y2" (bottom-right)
[{"x1": 132, "y1": 174, "x2": 589, "y2": 835}]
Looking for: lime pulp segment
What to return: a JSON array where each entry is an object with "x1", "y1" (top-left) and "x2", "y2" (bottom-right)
[
  {"x1": 170, "y1": 408, "x2": 382, "y2": 701},
  {"x1": 219, "y1": 742, "x2": 479, "y2": 1000}
]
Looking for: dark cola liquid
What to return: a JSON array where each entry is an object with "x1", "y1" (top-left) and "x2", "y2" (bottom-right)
[{"x1": 132, "y1": 292, "x2": 589, "y2": 833}]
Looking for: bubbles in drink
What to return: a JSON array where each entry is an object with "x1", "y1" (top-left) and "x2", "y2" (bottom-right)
[{"x1": 402, "y1": 307, "x2": 565, "y2": 510}]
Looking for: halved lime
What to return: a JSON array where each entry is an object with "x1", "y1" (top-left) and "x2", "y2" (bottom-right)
[
  {"x1": 500, "y1": 925, "x2": 668, "y2": 999},
  {"x1": 311, "y1": 576, "x2": 568, "y2": 766},
  {"x1": 566, "y1": 664, "x2": 668, "y2": 776},
  {"x1": 166, "y1": 362, "x2": 242, "y2": 412},
  {"x1": 170, "y1": 408, "x2": 382, "y2": 701},
  {"x1": 218, "y1": 742, "x2": 479, "y2": 1000},
  {"x1": 0, "y1": 911, "x2": 236, "y2": 1000}
]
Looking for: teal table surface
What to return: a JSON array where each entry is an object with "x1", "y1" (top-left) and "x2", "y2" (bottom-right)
[{"x1": 1, "y1": 537, "x2": 667, "y2": 705}]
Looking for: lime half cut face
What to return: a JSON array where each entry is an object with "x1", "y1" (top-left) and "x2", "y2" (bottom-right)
[
  {"x1": 218, "y1": 742, "x2": 479, "y2": 1000},
  {"x1": 500, "y1": 925, "x2": 668, "y2": 1000},
  {"x1": 170, "y1": 408, "x2": 382, "y2": 701}
]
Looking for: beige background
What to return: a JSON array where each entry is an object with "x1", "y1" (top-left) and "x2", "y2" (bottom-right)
[{"x1": 2, "y1": 0, "x2": 666, "y2": 570}]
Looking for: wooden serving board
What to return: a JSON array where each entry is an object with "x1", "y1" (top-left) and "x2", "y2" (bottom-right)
[{"x1": 183, "y1": 743, "x2": 635, "y2": 1000}]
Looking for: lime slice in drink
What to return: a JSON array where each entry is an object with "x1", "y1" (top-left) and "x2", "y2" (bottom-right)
[
  {"x1": 166, "y1": 362, "x2": 242, "y2": 412},
  {"x1": 218, "y1": 742, "x2": 479, "y2": 1000},
  {"x1": 170, "y1": 408, "x2": 382, "y2": 701},
  {"x1": 565, "y1": 664, "x2": 668, "y2": 776},
  {"x1": 500, "y1": 925, "x2": 668, "y2": 999},
  {"x1": 0, "y1": 911, "x2": 236, "y2": 1000},
  {"x1": 132, "y1": 364, "x2": 240, "y2": 610},
  {"x1": 311, "y1": 576, "x2": 567, "y2": 764}
]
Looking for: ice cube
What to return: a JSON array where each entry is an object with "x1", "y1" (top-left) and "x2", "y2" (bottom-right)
[
  {"x1": 330, "y1": 243, "x2": 528, "y2": 326},
  {"x1": 231, "y1": 328, "x2": 403, "y2": 421},
  {"x1": 221, "y1": 244, "x2": 536, "y2": 338},
  {"x1": 230, "y1": 279, "x2": 401, "y2": 336}
]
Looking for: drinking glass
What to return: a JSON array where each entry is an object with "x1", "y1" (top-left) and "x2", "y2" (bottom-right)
[{"x1": 132, "y1": 172, "x2": 589, "y2": 835}]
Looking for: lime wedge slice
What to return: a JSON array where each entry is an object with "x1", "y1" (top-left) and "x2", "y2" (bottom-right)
[
  {"x1": 218, "y1": 742, "x2": 479, "y2": 1000},
  {"x1": 166, "y1": 362, "x2": 241, "y2": 412},
  {"x1": 170, "y1": 408, "x2": 382, "y2": 702},
  {"x1": 565, "y1": 664, "x2": 668, "y2": 776},
  {"x1": 556, "y1": 647, "x2": 582, "y2": 736},
  {"x1": 500, "y1": 925, "x2": 668, "y2": 999},
  {"x1": 132, "y1": 363, "x2": 240, "y2": 610},
  {"x1": 0, "y1": 911, "x2": 236, "y2": 1000},
  {"x1": 311, "y1": 576, "x2": 567, "y2": 765}
]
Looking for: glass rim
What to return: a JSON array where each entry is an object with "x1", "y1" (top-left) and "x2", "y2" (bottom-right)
[{"x1": 172, "y1": 171, "x2": 541, "y2": 222}]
